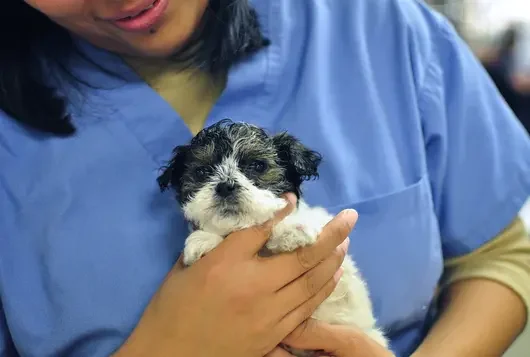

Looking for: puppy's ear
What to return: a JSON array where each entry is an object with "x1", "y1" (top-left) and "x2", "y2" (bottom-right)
[
  {"x1": 273, "y1": 133, "x2": 322, "y2": 181},
  {"x1": 157, "y1": 145, "x2": 189, "y2": 192}
]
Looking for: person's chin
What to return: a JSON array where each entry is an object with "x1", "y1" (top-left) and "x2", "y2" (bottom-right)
[
  {"x1": 126, "y1": 40, "x2": 182, "y2": 59},
  {"x1": 122, "y1": 4, "x2": 207, "y2": 59},
  {"x1": 120, "y1": 30, "x2": 188, "y2": 59}
]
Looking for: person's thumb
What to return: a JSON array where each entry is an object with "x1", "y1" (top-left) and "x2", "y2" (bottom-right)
[
  {"x1": 264, "y1": 347, "x2": 294, "y2": 356},
  {"x1": 282, "y1": 319, "x2": 346, "y2": 354},
  {"x1": 283, "y1": 319, "x2": 394, "y2": 357},
  {"x1": 173, "y1": 253, "x2": 186, "y2": 271}
]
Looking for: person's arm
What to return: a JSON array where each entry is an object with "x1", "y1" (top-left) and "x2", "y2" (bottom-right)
[
  {"x1": 413, "y1": 217, "x2": 530, "y2": 357},
  {"x1": 277, "y1": 217, "x2": 530, "y2": 357},
  {"x1": 403, "y1": 2, "x2": 530, "y2": 355}
]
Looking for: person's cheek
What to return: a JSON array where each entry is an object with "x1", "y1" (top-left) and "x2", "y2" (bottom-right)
[
  {"x1": 23, "y1": 0, "x2": 110, "y2": 46},
  {"x1": 25, "y1": 0, "x2": 88, "y2": 18}
]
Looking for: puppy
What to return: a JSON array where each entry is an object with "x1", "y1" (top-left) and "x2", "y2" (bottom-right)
[{"x1": 157, "y1": 119, "x2": 388, "y2": 355}]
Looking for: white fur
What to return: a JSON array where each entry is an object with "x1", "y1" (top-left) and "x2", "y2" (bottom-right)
[
  {"x1": 182, "y1": 156, "x2": 286, "y2": 237},
  {"x1": 181, "y1": 162, "x2": 389, "y2": 354},
  {"x1": 272, "y1": 202, "x2": 389, "y2": 355}
]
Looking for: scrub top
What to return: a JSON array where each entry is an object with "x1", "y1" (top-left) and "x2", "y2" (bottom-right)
[{"x1": 1, "y1": 0, "x2": 530, "y2": 356}]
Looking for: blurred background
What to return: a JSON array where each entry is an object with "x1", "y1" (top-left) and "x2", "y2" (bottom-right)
[
  {"x1": 425, "y1": 0, "x2": 530, "y2": 132},
  {"x1": 424, "y1": 2, "x2": 530, "y2": 356}
]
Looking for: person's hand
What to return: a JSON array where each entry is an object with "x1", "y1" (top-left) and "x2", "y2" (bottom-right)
[
  {"x1": 267, "y1": 319, "x2": 395, "y2": 357},
  {"x1": 113, "y1": 193, "x2": 358, "y2": 357}
]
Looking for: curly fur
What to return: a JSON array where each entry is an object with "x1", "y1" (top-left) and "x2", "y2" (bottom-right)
[{"x1": 158, "y1": 119, "x2": 388, "y2": 354}]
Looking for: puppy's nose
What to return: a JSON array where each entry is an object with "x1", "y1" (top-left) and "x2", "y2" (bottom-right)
[{"x1": 215, "y1": 182, "x2": 237, "y2": 197}]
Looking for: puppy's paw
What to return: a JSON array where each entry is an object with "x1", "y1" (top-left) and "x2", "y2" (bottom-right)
[
  {"x1": 267, "y1": 219, "x2": 320, "y2": 253},
  {"x1": 183, "y1": 230, "x2": 224, "y2": 266}
]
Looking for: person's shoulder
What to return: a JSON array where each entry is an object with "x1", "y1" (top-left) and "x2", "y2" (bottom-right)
[
  {"x1": 279, "y1": 0, "x2": 446, "y2": 29},
  {"x1": 353, "y1": 0, "x2": 447, "y2": 29},
  {"x1": 0, "y1": 110, "x2": 25, "y2": 198},
  {"x1": 356, "y1": 0, "x2": 448, "y2": 56},
  {"x1": 0, "y1": 109, "x2": 40, "y2": 166},
  {"x1": 287, "y1": 0, "x2": 450, "y2": 68},
  {"x1": 0, "y1": 109, "x2": 20, "y2": 150},
  {"x1": 0, "y1": 109, "x2": 28, "y2": 142},
  {"x1": 298, "y1": 0, "x2": 447, "y2": 33},
  {"x1": 326, "y1": 0, "x2": 451, "y2": 85}
]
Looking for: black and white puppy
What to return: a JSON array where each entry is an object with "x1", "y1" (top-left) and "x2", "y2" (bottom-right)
[{"x1": 157, "y1": 119, "x2": 388, "y2": 354}]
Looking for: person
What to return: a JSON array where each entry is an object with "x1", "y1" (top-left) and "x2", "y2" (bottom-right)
[
  {"x1": 511, "y1": 22, "x2": 530, "y2": 128},
  {"x1": 482, "y1": 25, "x2": 521, "y2": 114},
  {"x1": 482, "y1": 23, "x2": 530, "y2": 131},
  {"x1": 1, "y1": 0, "x2": 530, "y2": 356}
]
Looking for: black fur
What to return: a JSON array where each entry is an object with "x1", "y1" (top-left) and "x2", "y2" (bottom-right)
[
  {"x1": 1, "y1": 0, "x2": 269, "y2": 136},
  {"x1": 272, "y1": 132, "x2": 322, "y2": 190},
  {"x1": 158, "y1": 119, "x2": 322, "y2": 202},
  {"x1": 157, "y1": 146, "x2": 190, "y2": 193}
]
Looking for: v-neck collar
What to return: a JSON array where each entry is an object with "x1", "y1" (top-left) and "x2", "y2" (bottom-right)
[{"x1": 58, "y1": 0, "x2": 282, "y2": 164}]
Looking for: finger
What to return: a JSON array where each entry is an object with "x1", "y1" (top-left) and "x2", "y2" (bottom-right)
[
  {"x1": 274, "y1": 245, "x2": 346, "y2": 313},
  {"x1": 260, "y1": 193, "x2": 298, "y2": 233},
  {"x1": 264, "y1": 347, "x2": 294, "y2": 357},
  {"x1": 172, "y1": 253, "x2": 186, "y2": 271},
  {"x1": 284, "y1": 319, "x2": 393, "y2": 357},
  {"x1": 275, "y1": 269, "x2": 343, "y2": 342},
  {"x1": 283, "y1": 319, "x2": 342, "y2": 353},
  {"x1": 264, "y1": 209, "x2": 356, "y2": 287},
  {"x1": 221, "y1": 193, "x2": 297, "y2": 257}
]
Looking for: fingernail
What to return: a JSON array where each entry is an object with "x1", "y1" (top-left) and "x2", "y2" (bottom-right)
[
  {"x1": 340, "y1": 209, "x2": 358, "y2": 220},
  {"x1": 333, "y1": 267, "x2": 344, "y2": 282}
]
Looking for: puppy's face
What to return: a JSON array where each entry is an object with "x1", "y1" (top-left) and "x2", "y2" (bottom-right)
[{"x1": 158, "y1": 120, "x2": 322, "y2": 235}]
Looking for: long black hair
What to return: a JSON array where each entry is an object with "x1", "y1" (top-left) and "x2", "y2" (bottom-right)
[{"x1": 0, "y1": 0, "x2": 268, "y2": 137}]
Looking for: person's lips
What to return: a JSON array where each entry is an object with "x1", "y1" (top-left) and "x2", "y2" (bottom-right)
[{"x1": 107, "y1": 0, "x2": 169, "y2": 32}]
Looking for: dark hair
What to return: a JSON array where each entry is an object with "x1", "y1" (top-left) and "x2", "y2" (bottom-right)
[{"x1": 0, "y1": 0, "x2": 269, "y2": 137}]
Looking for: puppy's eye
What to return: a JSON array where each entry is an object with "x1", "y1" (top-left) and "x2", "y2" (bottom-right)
[
  {"x1": 248, "y1": 160, "x2": 268, "y2": 173},
  {"x1": 194, "y1": 166, "x2": 210, "y2": 179}
]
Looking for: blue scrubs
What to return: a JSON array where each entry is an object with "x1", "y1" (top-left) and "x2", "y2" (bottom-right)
[{"x1": 1, "y1": 0, "x2": 530, "y2": 356}]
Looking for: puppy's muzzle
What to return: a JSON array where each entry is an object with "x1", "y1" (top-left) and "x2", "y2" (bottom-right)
[{"x1": 215, "y1": 181, "x2": 239, "y2": 198}]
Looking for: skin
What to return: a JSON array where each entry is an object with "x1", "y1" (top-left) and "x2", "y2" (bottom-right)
[
  {"x1": 24, "y1": 1, "x2": 528, "y2": 356},
  {"x1": 270, "y1": 278, "x2": 526, "y2": 357},
  {"x1": 268, "y1": 319, "x2": 394, "y2": 357},
  {"x1": 25, "y1": 0, "x2": 208, "y2": 57},
  {"x1": 411, "y1": 279, "x2": 526, "y2": 357},
  {"x1": 113, "y1": 194, "x2": 358, "y2": 357}
]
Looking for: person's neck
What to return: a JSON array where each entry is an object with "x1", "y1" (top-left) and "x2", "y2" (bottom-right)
[{"x1": 122, "y1": 55, "x2": 227, "y2": 135}]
